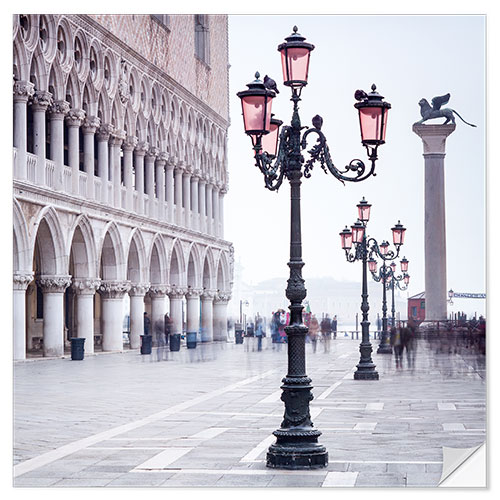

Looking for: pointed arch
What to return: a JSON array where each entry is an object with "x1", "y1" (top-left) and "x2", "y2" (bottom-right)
[
  {"x1": 201, "y1": 246, "x2": 215, "y2": 290},
  {"x1": 126, "y1": 228, "x2": 148, "y2": 284},
  {"x1": 186, "y1": 242, "x2": 202, "y2": 288},
  {"x1": 169, "y1": 238, "x2": 186, "y2": 287},
  {"x1": 98, "y1": 221, "x2": 126, "y2": 280},
  {"x1": 148, "y1": 234, "x2": 168, "y2": 284},
  {"x1": 67, "y1": 214, "x2": 98, "y2": 278},
  {"x1": 13, "y1": 199, "x2": 31, "y2": 272}
]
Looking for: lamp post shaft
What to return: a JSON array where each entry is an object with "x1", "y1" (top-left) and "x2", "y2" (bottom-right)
[
  {"x1": 391, "y1": 280, "x2": 396, "y2": 327},
  {"x1": 377, "y1": 265, "x2": 392, "y2": 353}
]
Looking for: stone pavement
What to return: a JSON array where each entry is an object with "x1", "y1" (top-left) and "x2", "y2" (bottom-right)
[{"x1": 13, "y1": 334, "x2": 486, "y2": 488}]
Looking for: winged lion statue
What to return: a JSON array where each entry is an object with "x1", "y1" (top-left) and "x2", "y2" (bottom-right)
[{"x1": 415, "y1": 93, "x2": 476, "y2": 127}]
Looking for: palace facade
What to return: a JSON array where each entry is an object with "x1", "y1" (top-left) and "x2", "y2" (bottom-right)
[{"x1": 13, "y1": 14, "x2": 233, "y2": 359}]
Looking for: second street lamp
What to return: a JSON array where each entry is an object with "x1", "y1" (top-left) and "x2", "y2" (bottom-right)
[
  {"x1": 237, "y1": 26, "x2": 391, "y2": 470},
  {"x1": 386, "y1": 259, "x2": 410, "y2": 328}
]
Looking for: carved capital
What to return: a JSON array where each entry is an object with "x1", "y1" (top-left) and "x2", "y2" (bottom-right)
[
  {"x1": 13, "y1": 80, "x2": 34, "y2": 101},
  {"x1": 185, "y1": 287, "x2": 202, "y2": 299},
  {"x1": 13, "y1": 272, "x2": 34, "y2": 291},
  {"x1": 201, "y1": 289, "x2": 216, "y2": 301},
  {"x1": 110, "y1": 129, "x2": 126, "y2": 146},
  {"x1": 168, "y1": 285, "x2": 187, "y2": 300},
  {"x1": 192, "y1": 169, "x2": 202, "y2": 181},
  {"x1": 49, "y1": 100, "x2": 70, "y2": 118},
  {"x1": 146, "y1": 146, "x2": 159, "y2": 160},
  {"x1": 135, "y1": 141, "x2": 149, "y2": 156},
  {"x1": 65, "y1": 108, "x2": 86, "y2": 127},
  {"x1": 72, "y1": 278, "x2": 101, "y2": 295},
  {"x1": 98, "y1": 280, "x2": 131, "y2": 298},
  {"x1": 122, "y1": 135, "x2": 138, "y2": 152},
  {"x1": 37, "y1": 275, "x2": 72, "y2": 293},
  {"x1": 129, "y1": 283, "x2": 150, "y2": 297},
  {"x1": 149, "y1": 284, "x2": 169, "y2": 298},
  {"x1": 82, "y1": 115, "x2": 101, "y2": 134},
  {"x1": 96, "y1": 123, "x2": 115, "y2": 141},
  {"x1": 31, "y1": 90, "x2": 52, "y2": 111},
  {"x1": 214, "y1": 290, "x2": 231, "y2": 304},
  {"x1": 156, "y1": 151, "x2": 168, "y2": 165}
]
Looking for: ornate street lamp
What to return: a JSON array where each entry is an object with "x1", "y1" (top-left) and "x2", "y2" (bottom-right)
[
  {"x1": 237, "y1": 26, "x2": 391, "y2": 471},
  {"x1": 340, "y1": 198, "x2": 391, "y2": 381},
  {"x1": 384, "y1": 259, "x2": 410, "y2": 328}
]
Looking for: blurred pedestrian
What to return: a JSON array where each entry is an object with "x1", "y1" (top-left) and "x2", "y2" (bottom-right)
[
  {"x1": 164, "y1": 313, "x2": 172, "y2": 345},
  {"x1": 143, "y1": 312, "x2": 150, "y2": 335},
  {"x1": 332, "y1": 315, "x2": 338, "y2": 340},
  {"x1": 309, "y1": 315, "x2": 320, "y2": 353},
  {"x1": 155, "y1": 317, "x2": 165, "y2": 361},
  {"x1": 255, "y1": 313, "x2": 264, "y2": 351},
  {"x1": 320, "y1": 314, "x2": 332, "y2": 353},
  {"x1": 391, "y1": 326, "x2": 403, "y2": 368}
]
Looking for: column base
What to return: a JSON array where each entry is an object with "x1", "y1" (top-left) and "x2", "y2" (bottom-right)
[{"x1": 354, "y1": 366, "x2": 379, "y2": 380}]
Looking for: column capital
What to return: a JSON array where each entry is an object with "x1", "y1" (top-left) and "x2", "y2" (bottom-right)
[
  {"x1": 72, "y1": 277, "x2": 101, "y2": 295},
  {"x1": 201, "y1": 289, "x2": 217, "y2": 301},
  {"x1": 135, "y1": 141, "x2": 149, "y2": 156},
  {"x1": 146, "y1": 146, "x2": 159, "y2": 160},
  {"x1": 65, "y1": 108, "x2": 86, "y2": 127},
  {"x1": 199, "y1": 174, "x2": 208, "y2": 185},
  {"x1": 96, "y1": 123, "x2": 115, "y2": 141},
  {"x1": 82, "y1": 115, "x2": 101, "y2": 134},
  {"x1": 13, "y1": 80, "x2": 35, "y2": 102},
  {"x1": 148, "y1": 284, "x2": 169, "y2": 298},
  {"x1": 214, "y1": 290, "x2": 231, "y2": 304},
  {"x1": 174, "y1": 162, "x2": 185, "y2": 175},
  {"x1": 156, "y1": 151, "x2": 168, "y2": 165},
  {"x1": 122, "y1": 135, "x2": 138, "y2": 152},
  {"x1": 110, "y1": 129, "x2": 126, "y2": 146},
  {"x1": 412, "y1": 124, "x2": 456, "y2": 154},
  {"x1": 98, "y1": 280, "x2": 131, "y2": 298},
  {"x1": 13, "y1": 272, "x2": 34, "y2": 290},
  {"x1": 185, "y1": 287, "x2": 203, "y2": 298},
  {"x1": 220, "y1": 184, "x2": 228, "y2": 195},
  {"x1": 168, "y1": 285, "x2": 187, "y2": 299},
  {"x1": 36, "y1": 274, "x2": 72, "y2": 293},
  {"x1": 129, "y1": 282, "x2": 150, "y2": 297},
  {"x1": 208, "y1": 177, "x2": 216, "y2": 187},
  {"x1": 192, "y1": 169, "x2": 202, "y2": 180},
  {"x1": 49, "y1": 100, "x2": 70, "y2": 118},
  {"x1": 31, "y1": 90, "x2": 53, "y2": 111}
]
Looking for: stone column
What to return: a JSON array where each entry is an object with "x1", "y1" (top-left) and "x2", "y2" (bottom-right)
[
  {"x1": 165, "y1": 159, "x2": 175, "y2": 223},
  {"x1": 72, "y1": 278, "x2": 100, "y2": 355},
  {"x1": 123, "y1": 135, "x2": 138, "y2": 211},
  {"x1": 199, "y1": 176, "x2": 207, "y2": 234},
  {"x1": 129, "y1": 283, "x2": 149, "y2": 349},
  {"x1": 191, "y1": 171, "x2": 200, "y2": 231},
  {"x1": 13, "y1": 81, "x2": 35, "y2": 180},
  {"x1": 213, "y1": 183, "x2": 220, "y2": 237},
  {"x1": 49, "y1": 100, "x2": 70, "y2": 191},
  {"x1": 219, "y1": 185, "x2": 227, "y2": 239},
  {"x1": 413, "y1": 124, "x2": 456, "y2": 321},
  {"x1": 98, "y1": 280, "x2": 130, "y2": 351},
  {"x1": 169, "y1": 287, "x2": 186, "y2": 335},
  {"x1": 82, "y1": 116, "x2": 100, "y2": 200},
  {"x1": 134, "y1": 141, "x2": 148, "y2": 214},
  {"x1": 37, "y1": 275, "x2": 72, "y2": 357},
  {"x1": 65, "y1": 108, "x2": 86, "y2": 195},
  {"x1": 174, "y1": 164, "x2": 184, "y2": 226},
  {"x1": 206, "y1": 181, "x2": 213, "y2": 235},
  {"x1": 110, "y1": 129, "x2": 126, "y2": 208},
  {"x1": 183, "y1": 169, "x2": 192, "y2": 228},
  {"x1": 13, "y1": 272, "x2": 33, "y2": 360},
  {"x1": 156, "y1": 152, "x2": 167, "y2": 220},
  {"x1": 213, "y1": 291, "x2": 230, "y2": 341},
  {"x1": 149, "y1": 285, "x2": 168, "y2": 345},
  {"x1": 96, "y1": 124, "x2": 114, "y2": 204},
  {"x1": 145, "y1": 147, "x2": 158, "y2": 218},
  {"x1": 185, "y1": 288, "x2": 201, "y2": 337},
  {"x1": 30, "y1": 89, "x2": 51, "y2": 185},
  {"x1": 201, "y1": 289, "x2": 215, "y2": 342}
]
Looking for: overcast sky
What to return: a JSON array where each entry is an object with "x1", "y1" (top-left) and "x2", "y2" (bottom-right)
[{"x1": 225, "y1": 14, "x2": 486, "y2": 317}]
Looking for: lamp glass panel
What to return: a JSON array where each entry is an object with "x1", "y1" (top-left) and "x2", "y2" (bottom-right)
[
  {"x1": 359, "y1": 107, "x2": 388, "y2": 142},
  {"x1": 241, "y1": 95, "x2": 272, "y2": 133},
  {"x1": 261, "y1": 121, "x2": 280, "y2": 155},
  {"x1": 281, "y1": 47, "x2": 311, "y2": 86}
]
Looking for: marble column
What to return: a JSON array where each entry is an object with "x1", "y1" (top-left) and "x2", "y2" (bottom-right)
[
  {"x1": 72, "y1": 278, "x2": 100, "y2": 355},
  {"x1": 82, "y1": 116, "x2": 100, "y2": 200},
  {"x1": 199, "y1": 176, "x2": 207, "y2": 234},
  {"x1": 156, "y1": 152, "x2": 167, "y2": 220},
  {"x1": 183, "y1": 169, "x2": 192, "y2": 228},
  {"x1": 219, "y1": 185, "x2": 227, "y2": 239},
  {"x1": 37, "y1": 275, "x2": 72, "y2": 357},
  {"x1": 13, "y1": 81, "x2": 35, "y2": 180},
  {"x1": 98, "y1": 280, "x2": 130, "y2": 351},
  {"x1": 145, "y1": 147, "x2": 158, "y2": 218},
  {"x1": 149, "y1": 285, "x2": 168, "y2": 345},
  {"x1": 96, "y1": 124, "x2": 114, "y2": 204},
  {"x1": 13, "y1": 272, "x2": 34, "y2": 360},
  {"x1": 169, "y1": 287, "x2": 186, "y2": 335},
  {"x1": 174, "y1": 164, "x2": 184, "y2": 226},
  {"x1": 201, "y1": 289, "x2": 215, "y2": 342},
  {"x1": 129, "y1": 283, "x2": 149, "y2": 349},
  {"x1": 206, "y1": 181, "x2": 213, "y2": 235},
  {"x1": 110, "y1": 129, "x2": 126, "y2": 209},
  {"x1": 185, "y1": 288, "x2": 201, "y2": 337},
  {"x1": 30, "y1": 89, "x2": 51, "y2": 186},
  {"x1": 191, "y1": 171, "x2": 200, "y2": 231},
  {"x1": 212, "y1": 183, "x2": 220, "y2": 237},
  {"x1": 413, "y1": 124, "x2": 456, "y2": 321},
  {"x1": 134, "y1": 141, "x2": 148, "y2": 214},
  {"x1": 213, "y1": 291, "x2": 230, "y2": 341},
  {"x1": 165, "y1": 159, "x2": 175, "y2": 223},
  {"x1": 123, "y1": 135, "x2": 138, "y2": 211},
  {"x1": 49, "y1": 100, "x2": 70, "y2": 191},
  {"x1": 65, "y1": 108, "x2": 86, "y2": 195}
]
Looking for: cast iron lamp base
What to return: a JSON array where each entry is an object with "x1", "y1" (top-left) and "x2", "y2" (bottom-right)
[
  {"x1": 377, "y1": 343, "x2": 393, "y2": 354},
  {"x1": 354, "y1": 363, "x2": 379, "y2": 380}
]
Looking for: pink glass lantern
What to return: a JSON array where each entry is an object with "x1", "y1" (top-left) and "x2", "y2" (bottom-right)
[
  {"x1": 391, "y1": 220, "x2": 406, "y2": 247},
  {"x1": 237, "y1": 72, "x2": 275, "y2": 138},
  {"x1": 357, "y1": 197, "x2": 371, "y2": 223},
  {"x1": 340, "y1": 227, "x2": 353, "y2": 250},
  {"x1": 368, "y1": 258, "x2": 377, "y2": 273},
  {"x1": 351, "y1": 221, "x2": 365, "y2": 244},
  {"x1": 277, "y1": 26, "x2": 315, "y2": 89},
  {"x1": 354, "y1": 84, "x2": 391, "y2": 147},
  {"x1": 404, "y1": 274, "x2": 410, "y2": 286},
  {"x1": 400, "y1": 257, "x2": 409, "y2": 273},
  {"x1": 379, "y1": 240, "x2": 389, "y2": 255},
  {"x1": 261, "y1": 115, "x2": 283, "y2": 157}
]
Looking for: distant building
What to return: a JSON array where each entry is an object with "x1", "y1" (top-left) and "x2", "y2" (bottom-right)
[{"x1": 408, "y1": 291, "x2": 425, "y2": 327}]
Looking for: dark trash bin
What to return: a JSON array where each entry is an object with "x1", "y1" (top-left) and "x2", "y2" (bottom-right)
[
  {"x1": 140, "y1": 334, "x2": 152, "y2": 355},
  {"x1": 186, "y1": 331, "x2": 197, "y2": 349},
  {"x1": 235, "y1": 329, "x2": 244, "y2": 344},
  {"x1": 70, "y1": 337, "x2": 85, "y2": 360},
  {"x1": 170, "y1": 333, "x2": 181, "y2": 351}
]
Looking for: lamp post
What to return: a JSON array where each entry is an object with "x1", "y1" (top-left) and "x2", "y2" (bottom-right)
[
  {"x1": 237, "y1": 26, "x2": 391, "y2": 470},
  {"x1": 386, "y1": 259, "x2": 410, "y2": 328},
  {"x1": 367, "y1": 223, "x2": 407, "y2": 353}
]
